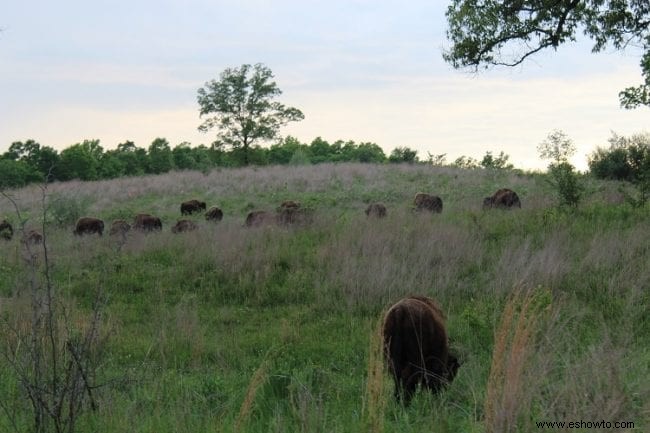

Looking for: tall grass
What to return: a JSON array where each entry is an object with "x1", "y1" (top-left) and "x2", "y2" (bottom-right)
[{"x1": 0, "y1": 163, "x2": 648, "y2": 432}]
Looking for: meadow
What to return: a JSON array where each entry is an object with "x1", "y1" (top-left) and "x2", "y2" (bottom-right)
[{"x1": 0, "y1": 162, "x2": 648, "y2": 432}]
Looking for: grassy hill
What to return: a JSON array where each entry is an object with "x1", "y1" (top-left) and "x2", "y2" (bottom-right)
[{"x1": 1, "y1": 163, "x2": 648, "y2": 432}]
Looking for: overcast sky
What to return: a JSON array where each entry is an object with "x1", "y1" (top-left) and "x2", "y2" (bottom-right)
[{"x1": 1, "y1": 0, "x2": 648, "y2": 170}]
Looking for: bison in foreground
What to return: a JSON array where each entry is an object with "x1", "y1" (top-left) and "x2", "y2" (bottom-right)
[
  {"x1": 0, "y1": 220, "x2": 13, "y2": 240},
  {"x1": 133, "y1": 214, "x2": 162, "y2": 232},
  {"x1": 74, "y1": 217, "x2": 104, "y2": 236},
  {"x1": 382, "y1": 295, "x2": 459, "y2": 404},
  {"x1": 205, "y1": 206, "x2": 224, "y2": 222},
  {"x1": 365, "y1": 203, "x2": 387, "y2": 218},
  {"x1": 483, "y1": 188, "x2": 521, "y2": 210},
  {"x1": 414, "y1": 193, "x2": 443, "y2": 213},
  {"x1": 181, "y1": 199, "x2": 207, "y2": 215},
  {"x1": 172, "y1": 219, "x2": 198, "y2": 233}
]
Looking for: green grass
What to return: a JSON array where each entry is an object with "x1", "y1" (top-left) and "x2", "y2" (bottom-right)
[{"x1": 0, "y1": 162, "x2": 648, "y2": 432}]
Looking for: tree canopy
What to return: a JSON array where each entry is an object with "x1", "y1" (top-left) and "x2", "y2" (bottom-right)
[
  {"x1": 197, "y1": 63, "x2": 304, "y2": 165},
  {"x1": 444, "y1": 0, "x2": 650, "y2": 109}
]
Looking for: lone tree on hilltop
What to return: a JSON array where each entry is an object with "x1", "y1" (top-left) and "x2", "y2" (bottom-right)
[
  {"x1": 444, "y1": 0, "x2": 650, "y2": 109},
  {"x1": 197, "y1": 63, "x2": 304, "y2": 165}
]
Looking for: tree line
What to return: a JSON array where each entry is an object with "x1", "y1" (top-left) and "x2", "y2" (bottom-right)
[{"x1": 0, "y1": 136, "x2": 425, "y2": 188}]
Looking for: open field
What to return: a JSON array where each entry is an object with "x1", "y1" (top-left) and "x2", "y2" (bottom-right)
[{"x1": 1, "y1": 163, "x2": 648, "y2": 432}]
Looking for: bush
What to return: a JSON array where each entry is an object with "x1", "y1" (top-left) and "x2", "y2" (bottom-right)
[{"x1": 47, "y1": 194, "x2": 91, "y2": 227}]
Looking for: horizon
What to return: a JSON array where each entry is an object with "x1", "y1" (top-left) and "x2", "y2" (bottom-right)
[{"x1": 1, "y1": 1, "x2": 648, "y2": 172}]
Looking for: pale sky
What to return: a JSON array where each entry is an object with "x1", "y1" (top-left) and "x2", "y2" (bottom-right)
[{"x1": 1, "y1": 0, "x2": 648, "y2": 171}]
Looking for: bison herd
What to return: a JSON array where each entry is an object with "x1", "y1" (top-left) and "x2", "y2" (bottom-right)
[
  {"x1": 0, "y1": 188, "x2": 521, "y2": 242},
  {"x1": 0, "y1": 188, "x2": 522, "y2": 403}
]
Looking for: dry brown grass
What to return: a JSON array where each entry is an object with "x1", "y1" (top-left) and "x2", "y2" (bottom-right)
[
  {"x1": 484, "y1": 288, "x2": 549, "y2": 433},
  {"x1": 362, "y1": 317, "x2": 388, "y2": 433}
]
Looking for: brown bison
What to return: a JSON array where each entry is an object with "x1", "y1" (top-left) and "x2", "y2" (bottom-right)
[
  {"x1": 23, "y1": 230, "x2": 43, "y2": 245},
  {"x1": 279, "y1": 200, "x2": 301, "y2": 210},
  {"x1": 109, "y1": 219, "x2": 131, "y2": 236},
  {"x1": 133, "y1": 214, "x2": 162, "y2": 232},
  {"x1": 382, "y1": 295, "x2": 460, "y2": 404},
  {"x1": 245, "y1": 210, "x2": 276, "y2": 227},
  {"x1": 74, "y1": 217, "x2": 104, "y2": 236},
  {"x1": 414, "y1": 193, "x2": 443, "y2": 213},
  {"x1": 180, "y1": 199, "x2": 207, "y2": 215},
  {"x1": 171, "y1": 219, "x2": 198, "y2": 233},
  {"x1": 483, "y1": 188, "x2": 521, "y2": 210},
  {"x1": 205, "y1": 206, "x2": 224, "y2": 222},
  {"x1": 0, "y1": 219, "x2": 13, "y2": 241},
  {"x1": 365, "y1": 203, "x2": 387, "y2": 218},
  {"x1": 276, "y1": 201, "x2": 313, "y2": 226}
]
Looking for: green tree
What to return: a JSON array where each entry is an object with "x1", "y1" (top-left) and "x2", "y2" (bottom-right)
[
  {"x1": 480, "y1": 150, "x2": 514, "y2": 170},
  {"x1": 147, "y1": 138, "x2": 174, "y2": 174},
  {"x1": 172, "y1": 142, "x2": 198, "y2": 170},
  {"x1": 197, "y1": 63, "x2": 304, "y2": 165},
  {"x1": 0, "y1": 158, "x2": 33, "y2": 189},
  {"x1": 444, "y1": 0, "x2": 650, "y2": 109},
  {"x1": 590, "y1": 132, "x2": 650, "y2": 205},
  {"x1": 57, "y1": 140, "x2": 103, "y2": 181},
  {"x1": 3, "y1": 140, "x2": 59, "y2": 182},
  {"x1": 114, "y1": 141, "x2": 147, "y2": 176},
  {"x1": 538, "y1": 130, "x2": 583, "y2": 207},
  {"x1": 388, "y1": 147, "x2": 419, "y2": 163},
  {"x1": 268, "y1": 136, "x2": 308, "y2": 165}
]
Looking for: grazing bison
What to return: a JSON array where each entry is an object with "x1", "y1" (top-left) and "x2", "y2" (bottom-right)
[
  {"x1": 414, "y1": 193, "x2": 443, "y2": 213},
  {"x1": 279, "y1": 200, "x2": 301, "y2": 210},
  {"x1": 0, "y1": 220, "x2": 13, "y2": 241},
  {"x1": 245, "y1": 210, "x2": 276, "y2": 227},
  {"x1": 205, "y1": 206, "x2": 224, "y2": 222},
  {"x1": 74, "y1": 217, "x2": 104, "y2": 236},
  {"x1": 23, "y1": 230, "x2": 43, "y2": 245},
  {"x1": 180, "y1": 199, "x2": 207, "y2": 215},
  {"x1": 483, "y1": 188, "x2": 521, "y2": 210},
  {"x1": 133, "y1": 214, "x2": 162, "y2": 232},
  {"x1": 365, "y1": 203, "x2": 387, "y2": 218},
  {"x1": 109, "y1": 219, "x2": 131, "y2": 236},
  {"x1": 171, "y1": 219, "x2": 198, "y2": 233},
  {"x1": 382, "y1": 295, "x2": 460, "y2": 404}
]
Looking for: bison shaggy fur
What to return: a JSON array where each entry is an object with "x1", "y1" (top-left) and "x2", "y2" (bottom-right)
[
  {"x1": 382, "y1": 295, "x2": 459, "y2": 404},
  {"x1": 365, "y1": 203, "x2": 387, "y2": 218},
  {"x1": 133, "y1": 214, "x2": 162, "y2": 232},
  {"x1": 414, "y1": 193, "x2": 443, "y2": 213},
  {"x1": 180, "y1": 199, "x2": 207, "y2": 215},
  {"x1": 0, "y1": 219, "x2": 13, "y2": 241},
  {"x1": 172, "y1": 219, "x2": 198, "y2": 233},
  {"x1": 483, "y1": 188, "x2": 521, "y2": 210},
  {"x1": 245, "y1": 210, "x2": 276, "y2": 227},
  {"x1": 74, "y1": 217, "x2": 104, "y2": 236},
  {"x1": 276, "y1": 201, "x2": 313, "y2": 226},
  {"x1": 109, "y1": 219, "x2": 131, "y2": 236},
  {"x1": 205, "y1": 206, "x2": 224, "y2": 222}
]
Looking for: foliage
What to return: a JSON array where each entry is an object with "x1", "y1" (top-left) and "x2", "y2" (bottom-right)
[
  {"x1": 539, "y1": 130, "x2": 583, "y2": 207},
  {"x1": 480, "y1": 151, "x2": 513, "y2": 170},
  {"x1": 444, "y1": 0, "x2": 650, "y2": 109},
  {"x1": 197, "y1": 63, "x2": 305, "y2": 165},
  {"x1": 388, "y1": 147, "x2": 419, "y2": 164},
  {"x1": 589, "y1": 131, "x2": 650, "y2": 206}
]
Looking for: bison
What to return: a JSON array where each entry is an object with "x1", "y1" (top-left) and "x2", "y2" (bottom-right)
[
  {"x1": 245, "y1": 210, "x2": 276, "y2": 227},
  {"x1": 23, "y1": 229, "x2": 43, "y2": 245},
  {"x1": 181, "y1": 199, "x2": 207, "y2": 215},
  {"x1": 414, "y1": 193, "x2": 443, "y2": 213},
  {"x1": 205, "y1": 206, "x2": 224, "y2": 222},
  {"x1": 382, "y1": 295, "x2": 460, "y2": 404},
  {"x1": 0, "y1": 219, "x2": 13, "y2": 241},
  {"x1": 74, "y1": 217, "x2": 104, "y2": 236},
  {"x1": 133, "y1": 214, "x2": 162, "y2": 232},
  {"x1": 483, "y1": 188, "x2": 521, "y2": 210},
  {"x1": 171, "y1": 219, "x2": 198, "y2": 233},
  {"x1": 109, "y1": 219, "x2": 131, "y2": 236},
  {"x1": 276, "y1": 201, "x2": 312, "y2": 226},
  {"x1": 365, "y1": 203, "x2": 387, "y2": 218}
]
